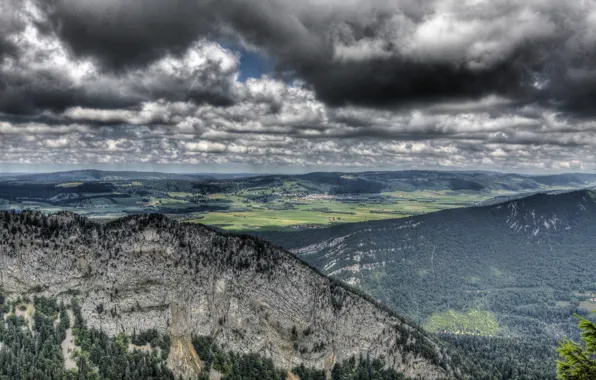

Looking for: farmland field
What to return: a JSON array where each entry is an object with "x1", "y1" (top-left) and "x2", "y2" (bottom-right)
[
  {"x1": 424, "y1": 309, "x2": 500, "y2": 336},
  {"x1": 186, "y1": 190, "x2": 491, "y2": 231}
]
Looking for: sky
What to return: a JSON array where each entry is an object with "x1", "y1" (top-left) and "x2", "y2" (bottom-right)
[{"x1": 1, "y1": 0, "x2": 596, "y2": 174}]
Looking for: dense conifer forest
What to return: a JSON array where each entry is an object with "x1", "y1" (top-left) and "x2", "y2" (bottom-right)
[
  {"x1": 0, "y1": 294, "x2": 417, "y2": 380},
  {"x1": 193, "y1": 336, "x2": 410, "y2": 380},
  {"x1": 0, "y1": 296, "x2": 173, "y2": 380},
  {"x1": 257, "y1": 190, "x2": 596, "y2": 379}
]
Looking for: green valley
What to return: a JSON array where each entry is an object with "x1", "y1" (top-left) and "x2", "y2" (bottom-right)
[{"x1": 2, "y1": 169, "x2": 593, "y2": 231}]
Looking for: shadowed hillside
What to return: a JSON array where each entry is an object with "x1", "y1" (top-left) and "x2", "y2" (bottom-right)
[{"x1": 256, "y1": 190, "x2": 596, "y2": 379}]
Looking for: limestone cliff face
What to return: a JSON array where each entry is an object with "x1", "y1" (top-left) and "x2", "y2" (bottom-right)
[{"x1": 0, "y1": 212, "x2": 462, "y2": 379}]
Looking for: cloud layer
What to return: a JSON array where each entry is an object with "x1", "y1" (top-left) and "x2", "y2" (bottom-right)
[{"x1": 1, "y1": 0, "x2": 596, "y2": 172}]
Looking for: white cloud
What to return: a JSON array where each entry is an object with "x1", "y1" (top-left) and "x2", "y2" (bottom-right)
[{"x1": 2, "y1": 0, "x2": 596, "y2": 172}]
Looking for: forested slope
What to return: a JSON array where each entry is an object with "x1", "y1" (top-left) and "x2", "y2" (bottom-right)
[{"x1": 257, "y1": 190, "x2": 596, "y2": 379}]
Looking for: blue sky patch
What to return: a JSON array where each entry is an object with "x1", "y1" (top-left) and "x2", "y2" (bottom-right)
[{"x1": 220, "y1": 42, "x2": 275, "y2": 82}]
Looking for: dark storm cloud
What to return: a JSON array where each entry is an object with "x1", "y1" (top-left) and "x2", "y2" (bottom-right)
[
  {"x1": 0, "y1": 38, "x2": 16, "y2": 59},
  {"x1": 214, "y1": 0, "x2": 595, "y2": 113},
  {"x1": 0, "y1": 70, "x2": 77, "y2": 115},
  {"x1": 31, "y1": 0, "x2": 596, "y2": 113},
  {"x1": 0, "y1": 0, "x2": 24, "y2": 58},
  {"x1": 298, "y1": 57, "x2": 533, "y2": 108},
  {"x1": 0, "y1": 1, "x2": 239, "y2": 117},
  {"x1": 0, "y1": 66, "x2": 236, "y2": 116},
  {"x1": 0, "y1": 68, "x2": 141, "y2": 115},
  {"x1": 0, "y1": 1, "x2": 241, "y2": 116},
  {"x1": 39, "y1": 0, "x2": 215, "y2": 70}
]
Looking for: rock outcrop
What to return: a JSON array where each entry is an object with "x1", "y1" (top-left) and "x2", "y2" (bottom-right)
[{"x1": 0, "y1": 211, "x2": 462, "y2": 379}]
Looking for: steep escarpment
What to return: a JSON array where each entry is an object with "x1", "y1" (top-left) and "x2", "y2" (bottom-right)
[{"x1": 0, "y1": 211, "x2": 462, "y2": 379}]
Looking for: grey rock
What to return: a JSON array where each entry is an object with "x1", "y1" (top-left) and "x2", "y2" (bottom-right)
[{"x1": 0, "y1": 212, "x2": 462, "y2": 379}]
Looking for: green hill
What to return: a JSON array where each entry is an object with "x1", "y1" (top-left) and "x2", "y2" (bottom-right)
[{"x1": 256, "y1": 190, "x2": 596, "y2": 379}]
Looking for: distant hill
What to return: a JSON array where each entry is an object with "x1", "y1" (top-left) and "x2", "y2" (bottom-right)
[
  {"x1": 5, "y1": 169, "x2": 596, "y2": 193},
  {"x1": 256, "y1": 190, "x2": 596, "y2": 379},
  {"x1": 5, "y1": 169, "x2": 202, "y2": 182},
  {"x1": 2, "y1": 169, "x2": 264, "y2": 183},
  {"x1": 0, "y1": 211, "x2": 463, "y2": 379},
  {"x1": 292, "y1": 171, "x2": 596, "y2": 193}
]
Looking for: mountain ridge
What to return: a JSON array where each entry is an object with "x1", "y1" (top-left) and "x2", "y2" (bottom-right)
[
  {"x1": 0, "y1": 210, "x2": 463, "y2": 379},
  {"x1": 257, "y1": 189, "x2": 596, "y2": 248},
  {"x1": 6, "y1": 169, "x2": 596, "y2": 194}
]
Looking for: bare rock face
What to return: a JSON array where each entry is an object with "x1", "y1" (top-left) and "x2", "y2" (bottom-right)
[
  {"x1": 168, "y1": 336, "x2": 203, "y2": 378},
  {"x1": 0, "y1": 211, "x2": 463, "y2": 379}
]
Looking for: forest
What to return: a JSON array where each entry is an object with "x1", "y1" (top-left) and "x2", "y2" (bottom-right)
[
  {"x1": 192, "y1": 336, "x2": 409, "y2": 380},
  {"x1": 257, "y1": 190, "x2": 596, "y2": 379},
  {"x1": 0, "y1": 296, "x2": 173, "y2": 380},
  {"x1": 0, "y1": 294, "x2": 414, "y2": 380}
]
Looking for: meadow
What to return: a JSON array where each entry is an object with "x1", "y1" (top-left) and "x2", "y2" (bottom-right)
[
  {"x1": 186, "y1": 188, "x2": 492, "y2": 231},
  {"x1": 424, "y1": 309, "x2": 500, "y2": 336}
]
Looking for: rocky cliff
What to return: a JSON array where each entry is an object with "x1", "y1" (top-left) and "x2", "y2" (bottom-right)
[{"x1": 0, "y1": 211, "x2": 462, "y2": 379}]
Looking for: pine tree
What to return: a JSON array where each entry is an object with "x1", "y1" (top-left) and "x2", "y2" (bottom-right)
[{"x1": 557, "y1": 314, "x2": 596, "y2": 379}]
